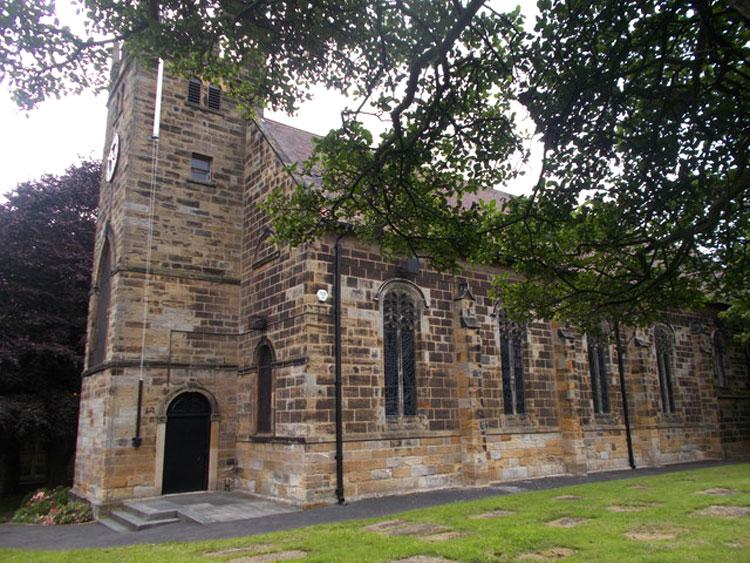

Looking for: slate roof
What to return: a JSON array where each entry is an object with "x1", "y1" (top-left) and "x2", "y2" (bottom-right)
[{"x1": 258, "y1": 117, "x2": 514, "y2": 207}]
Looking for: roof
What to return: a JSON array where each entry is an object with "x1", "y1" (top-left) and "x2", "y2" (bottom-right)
[
  {"x1": 258, "y1": 117, "x2": 515, "y2": 207},
  {"x1": 258, "y1": 118, "x2": 319, "y2": 167}
]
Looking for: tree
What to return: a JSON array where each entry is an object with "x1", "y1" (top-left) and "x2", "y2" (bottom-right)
[
  {"x1": 3, "y1": 1, "x2": 748, "y2": 337},
  {"x1": 0, "y1": 160, "x2": 99, "y2": 491}
]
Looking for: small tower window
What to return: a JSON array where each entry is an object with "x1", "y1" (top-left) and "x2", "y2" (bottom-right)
[
  {"x1": 188, "y1": 79, "x2": 221, "y2": 110},
  {"x1": 207, "y1": 85, "x2": 221, "y2": 110},
  {"x1": 190, "y1": 153, "x2": 212, "y2": 183},
  {"x1": 188, "y1": 78, "x2": 202, "y2": 105}
]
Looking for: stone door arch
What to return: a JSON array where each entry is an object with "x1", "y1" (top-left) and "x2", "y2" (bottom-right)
[{"x1": 162, "y1": 392, "x2": 212, "y2": 494}]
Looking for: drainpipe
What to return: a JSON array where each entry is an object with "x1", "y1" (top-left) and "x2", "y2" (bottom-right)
[
  {"x1": 614, "y1": 320, "x2": 636, "y2": 469},
  {"x1": 132, "y1": 379, "x2": 144, "y2": 448},
  {"x1": 334, "y1": 236, "x2": 345, "y2": 504}
]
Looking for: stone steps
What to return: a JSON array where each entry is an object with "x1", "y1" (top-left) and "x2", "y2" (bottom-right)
[{"x1": 100, "y1": 502, "x2": 182, "y2": 532}]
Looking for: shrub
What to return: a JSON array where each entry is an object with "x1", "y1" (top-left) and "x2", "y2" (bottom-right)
[{"x1": 12, "y1": 487, "x2": 93, "y2": 525}]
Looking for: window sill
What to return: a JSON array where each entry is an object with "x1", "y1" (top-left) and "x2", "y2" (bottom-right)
[
  {"x1": 185, "y1": 100, "x2": 223, "y2": 116},
  {"x1": 187, "y1": 178, "x2": 217, "y2": 187},
  {"x1": 238, "y1": 434, "x2": 306, "y2": 444}
]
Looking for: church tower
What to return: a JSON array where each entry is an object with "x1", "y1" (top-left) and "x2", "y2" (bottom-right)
[{"x1": 73, "y1": 54, "x2": 247, "y2": 509}]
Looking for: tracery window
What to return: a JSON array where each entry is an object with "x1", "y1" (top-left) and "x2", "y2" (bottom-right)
[
  {"x1": 587, "y1": 333, "x2": 610, "y2": 414},
  {"x1": 256, "y1": 344, "x2": 273, "y2": 433},
  {"x1": 713, "y1": 330, "x2": 728, "y2": 388},
  {"x1": 383, "y1": 289, "x2": 417, "y2": 417},
  {"x1": 654, "y1": 324, "x2": 676, "y2": 413},
  {"x1": 498, "y1": 310, "x2": 526, "y2": 415}
]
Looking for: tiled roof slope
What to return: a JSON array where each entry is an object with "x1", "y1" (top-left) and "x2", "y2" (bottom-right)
[{"x1": 258, "y1": 117, "x2": 514, "y2": 207}]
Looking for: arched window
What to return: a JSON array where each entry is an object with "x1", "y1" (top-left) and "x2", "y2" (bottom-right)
[
  {"x1": 654, "y1": 324, "x2": 675, "y2": 413},
  {"x1": 90, "y1": 238, "x2": 112, "y2": 366},
  {"x1": 713, "y1": 330, "x2": 728, "y2": 388},
  {"x1": 256, "y1": 344, "x2": 273, "y2": 433},
  {"x1": 383, "y1": 289, "x2": 418, "y2": 417},
  {"x1": 587, "y1": 333, "x2": 610, "y2": 414},
  {"x1": 498, "y1": 310, "x2": 526, "y2": 415}
]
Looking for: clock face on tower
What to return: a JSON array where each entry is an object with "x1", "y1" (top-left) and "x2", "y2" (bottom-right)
[{"x1": 105, "y1": 133, "x2": 120, "y2": 182}]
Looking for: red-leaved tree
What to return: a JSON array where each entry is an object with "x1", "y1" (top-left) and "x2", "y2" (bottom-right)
[{"x1": 0, "y1": 160, "x2": 99, "y2": 491}]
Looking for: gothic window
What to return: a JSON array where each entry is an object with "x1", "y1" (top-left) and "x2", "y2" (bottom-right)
[
  {"x1": 190, "y1": 153, "x2": 212, "y2": 183},
  {"x1": 498, "y1": 310, "x2": 526, "y2": 415},
  {"x1": 90, "y1": 238, "x2": 112, "y2": 366},
  {"x1": 654, "y1": 324, "x2": 676, "y2": 413},
  {"x1": 713, "y1": 330, "x2": 728, "y2": 388},
  {"x1": 383, "y1": 289, "x2": 418, "y2": 417},
  {"x1": 587, "y1": 334, "x2": 610, "y2": 414},
  {"x1": 256, "y1": 344, "x2": 273, "y2": 433}
]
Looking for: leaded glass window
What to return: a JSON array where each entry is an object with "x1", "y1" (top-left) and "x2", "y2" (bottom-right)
[
  {"x1": 383, "y1": 290, "x2": 417, "y2": 417},
  {"x1": 654, "y1": 324, "x2": 676, "y2": 413},
  {"x1": 713, "y1": 330, "x2": 728, "y2": 388},
  {"x1": 587, "y1": 334, "x2": 610, "y2": 413},
  {"x1": 257, "y1": 345, "x2": 273, "y2": 433},
  {"x1": 91, "y1": 239, "x2": 112, "y2": 366},
  {"x1": 498, "y1": 310, "x2": 526, "y2": 415}
]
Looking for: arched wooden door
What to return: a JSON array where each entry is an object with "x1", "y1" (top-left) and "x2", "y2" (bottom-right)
[{"x1": 162, "y1": 392, "x2": 211, "y2": 494}]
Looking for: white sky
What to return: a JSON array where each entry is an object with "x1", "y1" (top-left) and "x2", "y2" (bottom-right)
[{"x1": 1, "y1": 1, "x2": 540, "y2": 200}]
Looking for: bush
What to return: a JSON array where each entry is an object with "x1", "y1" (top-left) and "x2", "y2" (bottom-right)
[{"x1": 12, "y1": 487, "x2": 93, "y2": 525}]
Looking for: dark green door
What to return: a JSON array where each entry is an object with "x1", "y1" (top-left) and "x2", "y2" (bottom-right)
[{"x1": 162, "y1": 392, "x2": 211, "y2": 494}]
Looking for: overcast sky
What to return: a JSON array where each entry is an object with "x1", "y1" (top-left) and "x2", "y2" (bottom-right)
[{"x1": 1, "y1": 1, "x2": 540, "y2": 200}]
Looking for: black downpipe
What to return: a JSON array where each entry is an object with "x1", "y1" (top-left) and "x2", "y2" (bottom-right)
[
  {"x1": 334, "y1": 237, "x2": 345, "y2": 504},
  {"x1": 614, "y1": 320, "x2": 636, "y2": 469},
  {"x1": 132, "y1": 379, "x2": 144, "y2": 448}
]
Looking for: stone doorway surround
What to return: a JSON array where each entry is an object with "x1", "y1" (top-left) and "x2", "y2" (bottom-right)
[{"x1": 154, "y1": 384, "x2": 222, "y2": 495}]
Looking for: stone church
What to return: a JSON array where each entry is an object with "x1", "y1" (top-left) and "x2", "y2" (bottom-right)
[{"x1": 72, "y1": 57, "x2": 750, "y2": 513}]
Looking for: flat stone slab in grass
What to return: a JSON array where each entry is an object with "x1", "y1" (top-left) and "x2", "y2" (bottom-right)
[
  {"x1": 518, "y1": 547, "x2": 577, "y2": 560},
  {"x1": 392, "y1": 557, "x2": 456, "y2": 563},
  {"x1": 694, "y1": 505, "x2": 750, "y2": 518},
  {"x1": 554, "y1": 495, "x2": 584, "y2": 501},
  {"x1": 420, "y1": 531, "x2": 468, "y2": 542},
  {"x1": 546, "y1": 517, "x2": 591, "y2": 528},
  {"x1": 468, "y1": 509, "x2": 516, "y2": 519},
  {"x1": 206, "y1": 544, "x2": 273, "y2": 557},
  {"x1": 727, "y1": 535, "x2": 750, "y2": 548},
  {"x1": 228, "y1": 550, "x2": 307, "y2": 563},
  {"x1": 363, "y1": 519, "x2": 410, "y2": 532},
  {"x1": 386, "y1": 523, "x2": 451, "y2": 537},
  {"x1": 627, "y1": 485, "x2": 651, "y2": 490},
  {"x1": 625, "y1": 527, "x2": 684, "y2": 541},
  {"x1": 698, "y1": 488, "x2": 740, "y2": 496},
  {"x1": 607, "y1": 505, "x2": 647, "y2": 513}
]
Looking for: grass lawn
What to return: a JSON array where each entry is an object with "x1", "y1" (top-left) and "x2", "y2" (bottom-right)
[{"x1": 1, "y1": 463, "x2": 749, "y2": 562}]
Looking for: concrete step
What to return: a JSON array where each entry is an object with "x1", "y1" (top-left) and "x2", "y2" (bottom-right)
[
  {"x1": 108, "y1": 509, "x2": 181, "y2": 531},
  {"x1": 98, "y1": 516, "x2": 132, "y2": 534},
  {"x1": 121, "y1": 501, "x2": 179, "y2": 522}
]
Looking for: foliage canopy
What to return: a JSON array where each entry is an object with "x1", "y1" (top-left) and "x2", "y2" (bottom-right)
[
  {"x1": 3, "y1": 0, "x2": 749, "y2": 336},
  {"x1": 0, "y1": 160, "x2": 99, "y2": 485}
]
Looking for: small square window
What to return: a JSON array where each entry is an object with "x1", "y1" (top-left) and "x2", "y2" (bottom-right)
[{"x1": 191, "y1": 153, "x2": 212, "y2": 183}]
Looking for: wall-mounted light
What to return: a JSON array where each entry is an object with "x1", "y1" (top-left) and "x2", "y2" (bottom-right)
[{"x1": 316, "y1": 289, "x2": 330, "y2": 303}]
